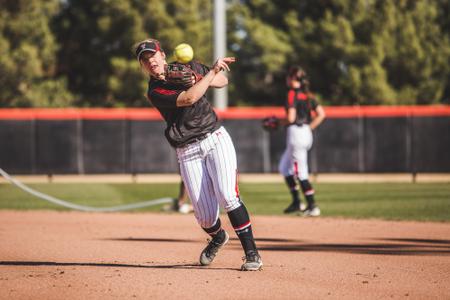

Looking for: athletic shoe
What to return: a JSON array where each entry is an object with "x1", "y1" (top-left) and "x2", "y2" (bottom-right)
[
  {"x1": 178, "y1": 203, "x2": 193, "y2": 214},
  {"x1": 199, "y1": 230, "x2": 229, "y2": 266},
  {"x1": 283, "y1": 202, "x2": 306, "y2": 214},
  {"x1": 303, "y1": 206, "x2": 321, "y2": 217},
  {"x1": 241, "y1": 250, "x2": 263, "y2": 271}
]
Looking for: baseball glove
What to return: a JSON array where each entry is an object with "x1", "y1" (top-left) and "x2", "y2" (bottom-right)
[
  {"x1": 262, "y1": 116, "x2": 280, "y2": 131},
  {"x1": 165, "y1": 63, "x2": 202, "y2": 88}
]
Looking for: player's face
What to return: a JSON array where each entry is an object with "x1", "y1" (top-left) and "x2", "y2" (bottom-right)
[
  {"x1": 287, "y1": 76, "x2": 301, "y2": 89},
  {"x1": 140, "y1": 51, "x2": 166, "y2": 77}
]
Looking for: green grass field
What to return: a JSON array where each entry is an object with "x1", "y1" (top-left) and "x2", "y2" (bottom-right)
[{"x1": 0, "y1": 182, "x2": 449, "y2": 222}]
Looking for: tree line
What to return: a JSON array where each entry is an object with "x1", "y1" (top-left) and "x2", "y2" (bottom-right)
[{"x1": 1, "y1": 0, "x2": 449, "y2": 107}]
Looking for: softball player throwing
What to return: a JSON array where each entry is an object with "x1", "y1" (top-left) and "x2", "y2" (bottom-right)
[
  {"x1": 279, "y1": 66, "x2": 326, "y2": 216},
  {"x1": 134, "y1": 38, "x2": 262, "y2": 271}
]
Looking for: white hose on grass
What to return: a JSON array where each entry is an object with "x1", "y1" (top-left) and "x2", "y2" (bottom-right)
[{"x1": 0, "y1": 168, "x2": 173, "y2": 212}]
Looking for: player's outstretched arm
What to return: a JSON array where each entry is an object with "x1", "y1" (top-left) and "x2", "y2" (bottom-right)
[
  {"x1": 209, "y1": 57, "x2": 235, "y2": 88},
  {"x1": 210, "y1": 73, "x2": 228, "y2": 88},
  {"x1": 176, "y1": 57, "x2": 235, "y2": 107}
]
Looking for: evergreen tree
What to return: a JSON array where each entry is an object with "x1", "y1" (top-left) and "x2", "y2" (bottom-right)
[
  {"x1": 1, "y1": 0, "x2": 449, "y2": 107},
  {"x1": 0, "y1": 0, "x2": 73, "y2": 107},
  {"x1": 228, "y1": 0, "x2": 450, "y2": 105},
  {"x1": 54, "y1": 0, "x2": 212, "y2": 107}
]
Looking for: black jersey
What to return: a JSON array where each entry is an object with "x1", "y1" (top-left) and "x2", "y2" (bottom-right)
[
  {"x1": 286, "y1": 88, "x2": 319, "y2": 125},
  {"x1": 147, "y1": 61, "x2": 220, "y2": 148}
]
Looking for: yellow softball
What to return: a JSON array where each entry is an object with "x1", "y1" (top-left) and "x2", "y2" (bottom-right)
[{"x1": 174, "y1": 43, "x2": 194, "y2": 64}]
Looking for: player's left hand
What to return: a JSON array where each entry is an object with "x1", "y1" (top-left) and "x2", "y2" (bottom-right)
[{"x1": 165, "y1": 63, "x2": 203, "y2": 88}]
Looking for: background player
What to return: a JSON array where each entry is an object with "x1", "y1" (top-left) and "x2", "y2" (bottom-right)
[
  {"x1": 135, "y1": 38, "x2": 262, "y2": 271},
  {"x1": 279, "y1": 66, "x2": 326, "y2": 216},
  {"x1": 162, "y1": 181, "x2": 194, "y2": 214}
]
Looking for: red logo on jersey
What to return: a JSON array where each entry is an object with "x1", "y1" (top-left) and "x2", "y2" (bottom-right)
[{"x1": 297, "y1": 93, "x2": 308, "y2": 101}]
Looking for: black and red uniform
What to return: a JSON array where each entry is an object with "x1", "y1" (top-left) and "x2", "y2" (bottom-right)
[
  {"x1": 286, "y1": 88, "x2": 319, "y2": 125},
  {"x1": 147, "y1": 61, "x2": 219, "y2": 148}
]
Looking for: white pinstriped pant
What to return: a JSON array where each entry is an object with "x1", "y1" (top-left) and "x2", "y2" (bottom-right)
[
  {"x1": 176, "y1": 126, "x2": 241, "y2": 228},
  {"x1": 278, "y1": 124, "x2": 313, "y2": 180}
]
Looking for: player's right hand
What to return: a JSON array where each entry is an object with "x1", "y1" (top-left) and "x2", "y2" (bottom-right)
[{"x1": 212, "y1": 57, "x2": 236, "y2": 74}]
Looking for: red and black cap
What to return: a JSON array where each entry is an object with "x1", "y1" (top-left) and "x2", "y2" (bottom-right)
[{"x1": 135, "y1": 39, "x2": 163, "y2": 60}]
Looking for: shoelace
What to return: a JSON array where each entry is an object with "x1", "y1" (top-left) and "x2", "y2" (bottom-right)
[
  {"x1": 242, "y1": 252, "x2": 259, "y2": 263},
  {"x1": 204, "y1": 238, "x2": 222, "y2": 257}
]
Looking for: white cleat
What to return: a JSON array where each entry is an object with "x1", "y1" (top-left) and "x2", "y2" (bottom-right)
[
  {"x1": 300, "y1": 203, "x2": 307, "y2": 211},
  {"x1": 178, "y1": 203, "x2": 193, "y2": 214},
  {"x1": 303, "y1": 206, "x2": 321, "y2": 217}
]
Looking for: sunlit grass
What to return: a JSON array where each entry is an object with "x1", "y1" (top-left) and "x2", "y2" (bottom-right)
[{"x1": 0, "y1": 182, "x2": 449, "y2": 222}]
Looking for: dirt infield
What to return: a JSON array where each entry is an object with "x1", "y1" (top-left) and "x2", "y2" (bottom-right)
[{"x1": 1, "y1": 211, "x2": 450, "y2": 299}]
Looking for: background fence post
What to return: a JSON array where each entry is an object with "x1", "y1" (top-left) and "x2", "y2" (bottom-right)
[{"x1": 358, "y1": 114, "x2": 365, "y2": 173}]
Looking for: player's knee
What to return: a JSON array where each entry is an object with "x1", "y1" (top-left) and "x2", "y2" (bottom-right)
[{"x1": 222, "y1": 195, "x2": 242, "y2": 212}]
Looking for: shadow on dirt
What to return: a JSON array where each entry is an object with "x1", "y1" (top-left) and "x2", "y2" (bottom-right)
[
  {"x1": 381, "y1": 238, "x2": 450, "y2": 245},
  {"x1": 105, "y1": 237, "x2": 300, "y2": 243},
  {"x1": 0, "y1": 261, "x2": 237, "y2": 271},
  {"x1": 105, "y1": 237, "x2": 197, "y2": 243},
  {"x1": 105, "y1": 237, "x2": 450, "y2": 256},
  {"x1": 256, "y1": 237, "x2": 450, "y2": 256}
]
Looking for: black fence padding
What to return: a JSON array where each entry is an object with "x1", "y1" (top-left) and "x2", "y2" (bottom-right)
[
  {"x1": 36, "y1": 120, "x2": 79, "y2": 174},
  {"x1": 129, "y1": 121, "x2": 178, "y2": 173},
  {"x1": 223, "y1": 120, "x2": 267, "y2": 172},
  {"x1": 268, "y1": 127, "x2": 287, "y2": 172},
  {"x1": 1, "y1": 115, "x2": 449, "y2": 174},
  {"x1": 364, "y1": 117, "x2": 409, "y2": 172},
  {"x1": 0, "y1": 120, "x2": 34, "y2": 174},
  {"x1": 413, "y1": 117, "x2": 450, "y2": 172},
  {"x1": 314, "y1": 118, "x2": 362, "y2": 172},
  {"x1": 82, "y1": 120, "x2": 128, "y2": 173}
]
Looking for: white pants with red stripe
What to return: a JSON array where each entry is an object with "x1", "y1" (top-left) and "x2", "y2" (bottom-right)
[
  {"x1": 278, "y1": 124, "x2": 313, "y2": 180},
  {"x1": 176, "y1": 126, "x2": 241, "y2": 228}
]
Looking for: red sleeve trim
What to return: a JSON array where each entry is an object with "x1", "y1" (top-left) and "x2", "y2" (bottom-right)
[
  {"x1": 154, "y1": 87, "x2": 178, "y2": 95},
  {"x1": 287, "y1": 90, "x2": 295, "y2": 106}
]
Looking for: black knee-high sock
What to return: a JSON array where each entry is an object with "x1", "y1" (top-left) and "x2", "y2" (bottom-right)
[
  {"x1": 300, "y1": 180, "x2": 315, "y2": 208},
  {"x1": 202, "y1": 218, "x2": 226, "y2": 242},
  {"x1": 285, "y1": 175, "x2": 300, "y2": 206},
  {"x1": 227, "y1": 203, "x2": 257, "y2": 254}
]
